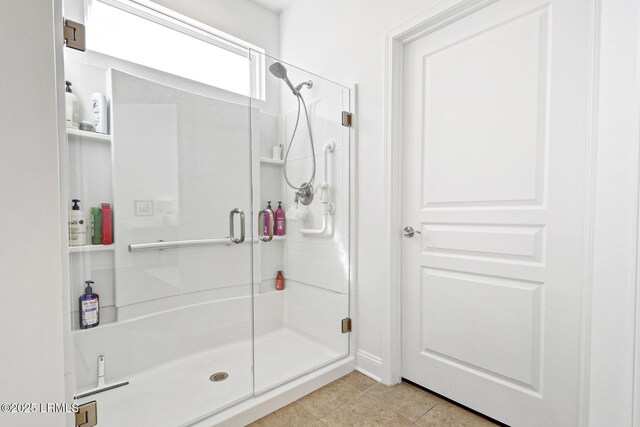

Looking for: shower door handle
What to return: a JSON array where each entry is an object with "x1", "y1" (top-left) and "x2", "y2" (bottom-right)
[
  {"x1": 258, "y1": 209, "x2": 274, "y2": 242},
  {"x1": 229, "y1": 208, "x2": 245, "y2": 244}
]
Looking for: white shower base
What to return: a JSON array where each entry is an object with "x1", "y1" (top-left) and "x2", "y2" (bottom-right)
[{"x1": 77, "y1": 328, "x2": 345, "y2": 427}]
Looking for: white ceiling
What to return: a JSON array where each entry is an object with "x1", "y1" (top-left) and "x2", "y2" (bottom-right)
[{"x1": 250, "y1": 0, "x2": 297, "y2": 14}]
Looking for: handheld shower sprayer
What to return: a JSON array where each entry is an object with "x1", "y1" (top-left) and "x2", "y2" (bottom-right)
[
  {"x1": 269, "y1": 62, "x2": 297, "y2": 95},
  {"x1": 269, "y1": 62, "x2": 313, "y2": 95},
  {"x1": 269, "y1": 62, "x2": 316, "y2": 201}
]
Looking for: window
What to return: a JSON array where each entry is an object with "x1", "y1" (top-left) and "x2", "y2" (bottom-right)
[{"x1": 86, "y1": 0, "x2": 265, "y2": 99}]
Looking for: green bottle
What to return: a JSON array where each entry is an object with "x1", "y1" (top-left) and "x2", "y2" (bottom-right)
[{"x1": 91, "y1": 207, "x2": 102, "y2": 245}]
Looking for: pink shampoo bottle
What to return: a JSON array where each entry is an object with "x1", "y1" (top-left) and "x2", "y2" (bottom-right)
[{"x1": 275, "y1": 201, "x2": 285, "y2": 236}]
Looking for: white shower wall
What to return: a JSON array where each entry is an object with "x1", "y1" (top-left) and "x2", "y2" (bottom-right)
[
  {"x1": 110, "y1": 69, "x2": 254, "y2": 312},
  {"x1": 281, "y1": 80, "x2": 350, "y2": 294},
  {"x1": 63, "y1": 55, "x2": 264, "y2": 325},
  {"x1": 64, "y1": 54, "x2": 348, "y2": 318}
]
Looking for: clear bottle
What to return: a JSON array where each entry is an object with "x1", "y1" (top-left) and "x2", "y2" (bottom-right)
[{"x1": 91, "y1": 92, "x2": 108, "y2": 134}]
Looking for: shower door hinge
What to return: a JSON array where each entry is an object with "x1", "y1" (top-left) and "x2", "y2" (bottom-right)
[
  {"x1": 64, "y1": 18, "x2": 86, "y2": 51},
  {"x1": 341, "y1": 317, "x2": 352, "y2": 333},
  {"x1": 75, "y1": 401, "x2": 97, "y2": 427},
  {"x1": 342, "y1": 111, "x2": 353, "y2": 127}
]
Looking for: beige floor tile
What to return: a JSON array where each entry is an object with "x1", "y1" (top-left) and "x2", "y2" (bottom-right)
[
  {"x1": 297, "y1": 380, "x2": 359, "y2": 418},
  {"x1": 416, "y1": 401, "x2": 498, "y2": 427},
  {"x1": 320, "y1": 395, "x2": 414, "y2": 427},
  {"x1": 363, "y1": 381, "x2": 442, "y2": 421},
  {"x1": 333, "y1": 370, "x2": 378, "y2": 392},
  {"x1": 249, "y1": 402, "x2": 324, "y2": 427}
]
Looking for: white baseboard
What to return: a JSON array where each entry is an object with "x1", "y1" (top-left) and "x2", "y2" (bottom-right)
[{"x1": 356, "y1": 349, "x2": 383, "y2": 383}]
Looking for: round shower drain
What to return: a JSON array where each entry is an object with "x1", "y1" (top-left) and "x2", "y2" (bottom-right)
[{"x1": 209, "y1": 372, "x2": 229, "y2": 382}]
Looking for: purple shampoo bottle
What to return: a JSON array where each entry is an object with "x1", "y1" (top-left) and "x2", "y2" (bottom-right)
[{"x1": 79, "y1": 280, "x2": 99, "y2": 329}]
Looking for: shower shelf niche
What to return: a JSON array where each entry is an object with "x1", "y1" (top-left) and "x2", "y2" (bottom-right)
[
  {"x1": 66, "y1": 128, "x2": 112, "y2": 143},
  {"x1": 69, "y1": 244, "x2": 115, "y2": 253},
  {"x1": 71, "y1": 318, "x2": 116, "y2": 334},
  {"x1": 66, "y1": 120, "x2": 115, "y2": 332}
]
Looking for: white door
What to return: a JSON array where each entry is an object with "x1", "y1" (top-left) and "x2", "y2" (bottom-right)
[{"x1": 401, "y1": 1, "x2": 593, "y2": 426}]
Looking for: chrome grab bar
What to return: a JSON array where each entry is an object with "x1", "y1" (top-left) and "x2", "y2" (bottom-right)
[
  {"x1": 229, "y1": 208, "x2": 246, "y2": 244},
  {"x1": 128, "y1": 238, "x2": 232, "y2": 252},
  {"x1": 258, "y1": 209, "x2": 274, "y2": 242}
]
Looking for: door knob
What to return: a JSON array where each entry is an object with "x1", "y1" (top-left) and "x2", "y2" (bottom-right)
[{"x1": 403, "y1": 226, "x2": 421, "y2": 238}]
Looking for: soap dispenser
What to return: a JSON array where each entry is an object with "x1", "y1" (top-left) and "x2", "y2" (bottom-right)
[
  {"x1": 264, "y1": 201, "x2": 274, "y2": 236},
  {"x1": 69, "y1": 199, "x2": 86, "y2": 246},
  {"x1": 65, "y1": 81, "x2": 80, "y2": 129},
  {"x1": 79, "y1": 280, "x2": 99, "y2": 329}
]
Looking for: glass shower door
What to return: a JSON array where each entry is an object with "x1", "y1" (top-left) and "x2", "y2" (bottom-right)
[
  {"x1": 67, "y1": 65, "x2": 255, "y2": 425},
  {"x1": 251, "y1": 53, "x2": 351, "y2": 393}
]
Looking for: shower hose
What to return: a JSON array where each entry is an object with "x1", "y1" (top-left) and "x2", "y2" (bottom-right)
[{"x1": 283, "y1": 92, "x2": 316, "y2": 191}]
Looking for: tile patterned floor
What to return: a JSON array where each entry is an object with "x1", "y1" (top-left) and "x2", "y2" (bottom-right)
[{"x1": 249, "y1": 371, "x2": 500, "y2": 426}]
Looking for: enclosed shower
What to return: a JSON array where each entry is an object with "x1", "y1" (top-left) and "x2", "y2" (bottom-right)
[{"x1": 61, "y1": 1, "x2": 352, "y2": 424}]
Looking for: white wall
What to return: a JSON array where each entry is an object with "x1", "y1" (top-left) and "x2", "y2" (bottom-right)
[
  {"x1": 588, "y1": 0, "x2": 640, "y2": 425},
  {"x1": 0, "y1": 0, "x2": 68, "y2": 426},
  {"x1": 280, "y1": 0, "x2": 445, "y2": 382},
  {"x1": 281, "y1": 1, "x2": 640, "y2": 425}
]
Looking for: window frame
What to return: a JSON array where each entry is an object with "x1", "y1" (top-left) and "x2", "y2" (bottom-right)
[{"x1": 85, "y1": 0, "x2": 266, "y2": 100}]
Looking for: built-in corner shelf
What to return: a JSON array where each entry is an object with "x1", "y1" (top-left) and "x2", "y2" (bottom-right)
[
  {"x1": 271, "y1": 235, "x2": 286, "y2": 241},
  {"x1": 260, "y1": 157, "x2": 284, "y2": 166},
  {"x1": 69, "y1": 244, "x2": 115, "y2": 253},
  {"x1": 66, "y1": 128, "x2": 112, "y2": 143},
  {"x1": 72, "y1": 318, "x2": 116, "y2": 334}
]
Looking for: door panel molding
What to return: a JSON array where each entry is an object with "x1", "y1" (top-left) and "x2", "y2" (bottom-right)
[
  {"x1": 419, "y1": 267, "x2": 543, "y2": 390},
  {"x1": 421, "y1": 223, "x2": 546, "y2": 263}
]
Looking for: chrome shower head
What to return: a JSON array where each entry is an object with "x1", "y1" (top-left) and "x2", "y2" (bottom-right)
[{"x1": 269, "y1": 62, "x2": 297, "y2": 95}]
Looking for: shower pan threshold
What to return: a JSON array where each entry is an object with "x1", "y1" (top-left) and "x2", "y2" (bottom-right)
[{"x1": 77, "y1": 328, "x2": 347, "y2": 427}]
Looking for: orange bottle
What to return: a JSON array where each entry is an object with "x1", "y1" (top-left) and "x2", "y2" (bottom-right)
[{"x1": 276, "y1": 271, "x2": 285, "y2": 291}]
